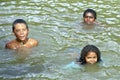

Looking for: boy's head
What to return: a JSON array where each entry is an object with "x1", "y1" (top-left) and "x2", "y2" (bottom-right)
[
  {"x1": 83, "y1": 9, "x2": 97, "y2": 24},
  {"x1": 12, "y1": 19, "x2": 28, "y2": 32},
  {"x1": 83, "y1": 9, "x2": 97, "y2": 19},
  {"x1": 12, "y1": 19, "x2": 29, "y2": 42}
]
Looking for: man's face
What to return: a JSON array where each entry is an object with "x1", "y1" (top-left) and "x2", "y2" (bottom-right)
[{"x1": 13, "y1": 23, "x2": 29, "y2": 42}]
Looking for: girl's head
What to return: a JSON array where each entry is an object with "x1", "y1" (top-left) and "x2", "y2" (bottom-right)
[
  {"x1": 78, "y1": 45, "x2": 101, "y2": 65},
  {"x1": 83, "y1": 9, "x2": 97, "y2": 24}
]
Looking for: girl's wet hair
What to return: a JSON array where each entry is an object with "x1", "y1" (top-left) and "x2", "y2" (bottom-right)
[
  {"x1": 12, "y1": 19, "x2": 28, "y2": 31},
  {"x1": 78, "y1": 45, "x2": 101, "y2": 65},
  {"x1": 83, "y1": 9, "x2": 97, "y2": 19}
]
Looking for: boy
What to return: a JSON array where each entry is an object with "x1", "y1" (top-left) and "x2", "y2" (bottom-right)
[{"x1": 5, "y1": 19, "x2": 38, "y2": 49}]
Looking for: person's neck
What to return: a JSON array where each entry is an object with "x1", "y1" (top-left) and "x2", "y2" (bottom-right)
[{"x1": 16, "y1": 38, "x2": 29, "y2": 45}]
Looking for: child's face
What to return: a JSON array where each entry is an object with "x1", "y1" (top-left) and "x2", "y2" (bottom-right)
[
  {"x1": 85, "y1": 51, "x2": 98, "y2": 64},
  {"x1": 13, "y1": 23, "x2": 29, "y2": 42},
  {"x1": 84, "y1": 12, "x2": 95, "y2": 24}
]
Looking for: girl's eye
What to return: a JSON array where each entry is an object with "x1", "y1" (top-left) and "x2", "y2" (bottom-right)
[
  {"x1": 93, "y1": 57, "x2": 97, "y2": 58},
  {"x1": 87, "y1": 57, "x2": 91, "y2": 59}
]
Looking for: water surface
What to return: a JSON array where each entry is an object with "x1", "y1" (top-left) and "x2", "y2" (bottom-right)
[{"x1": 0, "y1": 0, "x2": 120, "y2": 80}]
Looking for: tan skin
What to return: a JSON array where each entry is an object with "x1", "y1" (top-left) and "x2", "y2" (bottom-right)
[
  {"x1": 84, "y1": 12, "x2": 96, "y2": 25},
  {"x1": 85, "y1": 51, "x2": 98, "y2": 64},
  {"x1": 5, "y1": 23, "x2": 38, "y2": 49}
]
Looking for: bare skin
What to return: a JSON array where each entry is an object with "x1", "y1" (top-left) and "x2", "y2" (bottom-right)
[
  {"x1": 5, "y1": 23, "x2": 38, "y2": 50},
  {"x1": 6, "y1": 38, "x2": 38, "y2": 49},
  {"x1": 85, "y1": 51, "x2": 98, "y2": 64},
  {"x1": 84, "y1": 12, "x2": 96, "y2": 24},
  {"x1": 81, "y1": 12, "x2": 99, "y2": 29}
]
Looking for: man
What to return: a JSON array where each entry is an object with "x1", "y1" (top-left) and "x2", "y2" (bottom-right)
[{"x1": 5, "y1": 19, "x2": 38, "y2": 49}]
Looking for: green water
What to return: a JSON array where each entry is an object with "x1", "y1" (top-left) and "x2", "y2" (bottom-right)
[{"x1": 0, "y1": 0, "x2": 120, "y2": 80}]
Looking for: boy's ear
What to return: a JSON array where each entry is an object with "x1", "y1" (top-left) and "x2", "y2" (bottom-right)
[{"x1": 12, "y1": 31, "x2": 15, "y2": 36}]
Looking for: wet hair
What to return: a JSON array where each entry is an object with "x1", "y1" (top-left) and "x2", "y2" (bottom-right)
[
  {"x1": 12, "y1": 19, "x2": 28, "y2": 31},
  {"x1": 83, "y1": 9, "x2": 97, "y2": 19},
  {"x1": 78, "y1": 45, "x2": 101, "y2": 65}
]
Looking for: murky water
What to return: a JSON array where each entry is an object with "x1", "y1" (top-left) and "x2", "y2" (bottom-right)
[{"x1": 0, "y1": 0, "x2": 120, "y2": 80}]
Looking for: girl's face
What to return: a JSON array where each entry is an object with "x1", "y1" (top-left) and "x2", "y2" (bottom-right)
[
  {"x1": 85, "y1": 51, "x2": 98, "y2": 64},
  {"x1": 84, "y1": 12, "x2": 95, "y2": 24}
]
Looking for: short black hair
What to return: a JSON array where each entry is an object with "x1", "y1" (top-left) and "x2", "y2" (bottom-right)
[
  {"x1": 78, "y1": 45, "x2": 101, "y2": 65},
  {"x1": 12, "y1": 19, "x2": 28, "y2": 31},
  {"x1": 83, "y1": 9, "x2": 97, "y2": 19}
]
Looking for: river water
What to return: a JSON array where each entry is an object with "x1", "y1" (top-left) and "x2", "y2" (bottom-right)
[{"x1": 0, "y1": 0, "x2": 120, "y2": 80}]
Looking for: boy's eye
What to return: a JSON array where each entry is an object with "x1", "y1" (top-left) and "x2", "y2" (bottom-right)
[
  {"x1": 23, "y1": 29, "x2": 27, "y2": 31},
  {"x1": 15, "y1": 30, "x2": 20, "y2": 32},
  {"x1": 15, "y1": 29, "x2": 27, "y2": 32},
  {"x1": 84, "y1": 16, "x2": 94, "y2": 18}
]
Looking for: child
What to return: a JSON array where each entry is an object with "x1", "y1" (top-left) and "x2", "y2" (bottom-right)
[
  {"x1": 80, "y1": 9, "x2": 102, "y2": 29},
  {"x1": 5, "y1": 19, "x2": 38, "y2": 49},
  {"x1": 83, "y1": 9, "x2": 97, "y2": 25},
  {"x1": 64, "y1": 45, "x2": 102, "y2": 69},
  {"x1": 77, "y1": 45, "x2": 102, "y2": 65}
]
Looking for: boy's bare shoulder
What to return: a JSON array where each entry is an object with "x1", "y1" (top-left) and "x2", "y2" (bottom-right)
[
  {"x1": 29, "y1": 38, "x2": 38, "y2": 46},
  {"x1": 5, "y1": 40, "x2": 17, "y2": 49}
]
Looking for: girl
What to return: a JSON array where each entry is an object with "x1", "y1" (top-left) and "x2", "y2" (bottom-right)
[
  {"x1": 64, "y1": 45, "x2": 102, "y2": 69},
  {"x1": 77, "y1": 45, "x2": 102, "y2": 65}
]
